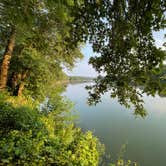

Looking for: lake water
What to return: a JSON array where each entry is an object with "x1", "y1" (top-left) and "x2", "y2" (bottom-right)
[{"x1": 64, "y1": 83, "x2": 166, "y2": 166}]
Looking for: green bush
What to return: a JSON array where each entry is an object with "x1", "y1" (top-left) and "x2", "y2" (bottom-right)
[
  {"x1": 0, "y1": 104, "x2": 43, "y2": 133},
  {"x1": 0, "y1": 93, "x2": 104, "y2": 165}
]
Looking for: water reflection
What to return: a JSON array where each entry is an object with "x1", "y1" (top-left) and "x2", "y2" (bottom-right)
[{"x1": 64, "y1": 83, "x2": 166, "y2": 166}]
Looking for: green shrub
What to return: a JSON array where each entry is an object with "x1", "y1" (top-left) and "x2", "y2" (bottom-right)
[
  {"x1": 0, "y1": 93, "x2": 104, "y2": 165},
  {"x1": 0, "y1": 104, "x2": 43, "y2": 133},
  {"x1": 0, "y1": 130, "x2": 46, "y2": 165}
]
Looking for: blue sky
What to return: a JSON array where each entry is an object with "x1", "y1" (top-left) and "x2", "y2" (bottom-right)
[
  {"x1": 65, "y1": 29, "x2": 166, "y2": 77},
  {"x1": 64, "y1": 44, "x2": 98, "y2": 77}
]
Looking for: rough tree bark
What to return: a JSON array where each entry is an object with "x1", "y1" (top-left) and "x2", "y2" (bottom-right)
[{"x1": 0, "y1": 27, "x2": 16, "y2": 90}]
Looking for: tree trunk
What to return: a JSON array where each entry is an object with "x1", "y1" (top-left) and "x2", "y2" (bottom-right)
[
  {"x1": 0, "y1": 27, "x2": 16, "y2": 90},
  {"x1": 17, "y1": 70, "x2": 28, "y2": 96},
  {"x1": 10, "y1": 72, "x2": 18, "y2": 89},
  {"x1": 17, "y1": 82, "x2": 25, "y2": 96}
]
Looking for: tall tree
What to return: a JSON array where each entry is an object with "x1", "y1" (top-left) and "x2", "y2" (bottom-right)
[
  {"x1": 0, "y1": 0, "x2": 38, "y2": 90},
  {"x1": 0, "y1": 0, "x2": 83, "y2": 93}
]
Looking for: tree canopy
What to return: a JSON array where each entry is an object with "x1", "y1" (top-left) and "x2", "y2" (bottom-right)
[
  {"x1": 0, "y1": 0, "x2": 83, "y2": 99},
  {"x1": 0, "y1": 0, "x2": 166, "y2": 116},
  {"x1": 71, "y1": 0, "x2": 166, "y2": 116}
]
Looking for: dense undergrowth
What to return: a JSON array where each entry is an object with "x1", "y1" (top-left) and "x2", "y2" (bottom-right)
[{"x1": 0, "y1": 92, "x2": 104, "y2": 165}]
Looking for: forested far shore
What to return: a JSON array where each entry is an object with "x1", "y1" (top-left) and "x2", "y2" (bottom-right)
[{"x1": 69, "y1": 76, "x2": 95, "y2": 83}]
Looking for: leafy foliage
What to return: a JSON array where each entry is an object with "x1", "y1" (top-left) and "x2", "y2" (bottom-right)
[
  {"x1": 0, "y1": 0, "x2": 83, "y2": 97},
  {"x1": 0, "y1": 1, "x2": 104, "y2": 165},
  {"x1": 0, "y1": 92, "x2": 104, "y2": 165},
  {"x1": 71, "y1": 0, "x2": 166, "y2": 116}
]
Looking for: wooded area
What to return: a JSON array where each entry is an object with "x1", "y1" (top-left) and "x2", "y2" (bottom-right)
[{"x1": 0, "y1": 0, "x2": 165, "y2": 165}]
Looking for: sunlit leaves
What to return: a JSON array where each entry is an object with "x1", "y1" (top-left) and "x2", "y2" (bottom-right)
[{"x1": 0, "y1": 92, "x2": 104, "y2": 165}]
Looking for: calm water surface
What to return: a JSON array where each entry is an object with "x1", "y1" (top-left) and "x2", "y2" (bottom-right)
[{"x1": 64, "y1": 83, "x2": 166, "y2": 166}]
